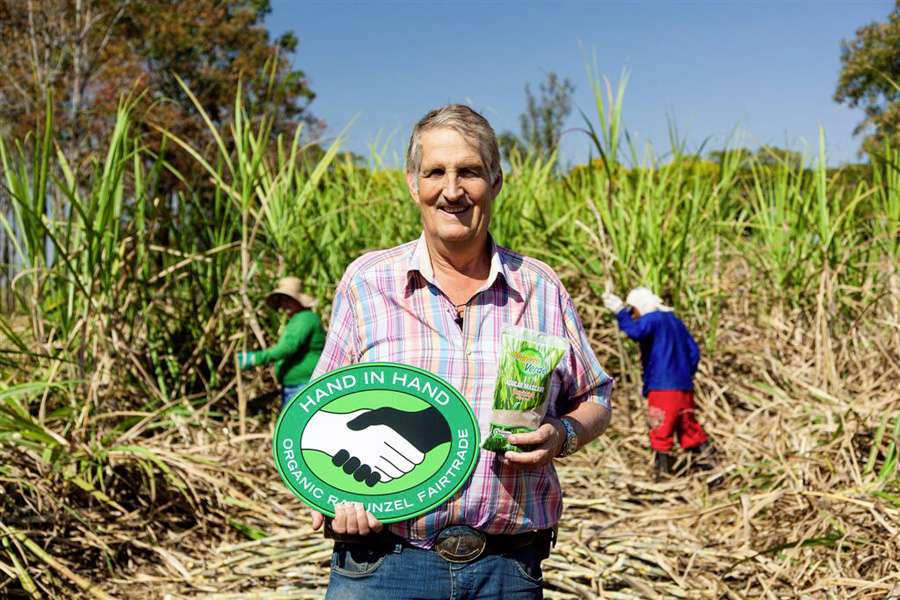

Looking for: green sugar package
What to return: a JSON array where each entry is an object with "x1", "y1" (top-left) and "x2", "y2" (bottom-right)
[{"x1": 482, "y1": 325, "x2": 569, "y2": 453}]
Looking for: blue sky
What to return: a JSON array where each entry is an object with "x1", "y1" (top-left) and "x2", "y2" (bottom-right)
[{"x1": 266, "y1": 1, "x2": 894, "y2": 167}]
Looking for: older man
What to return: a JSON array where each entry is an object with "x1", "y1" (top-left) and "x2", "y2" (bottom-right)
[{"x1": 311, "y1": 104, "x2": 613, "y2": 599}]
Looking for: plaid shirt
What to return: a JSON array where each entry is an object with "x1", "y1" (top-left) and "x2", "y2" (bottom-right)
[{"x1": 313, "y1": 234, "x2": 613, "y2": 548}]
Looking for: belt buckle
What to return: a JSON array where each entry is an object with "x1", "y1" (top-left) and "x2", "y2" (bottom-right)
[{"x1": 435, "y1": 526, "x2": 486, "y2": 563}]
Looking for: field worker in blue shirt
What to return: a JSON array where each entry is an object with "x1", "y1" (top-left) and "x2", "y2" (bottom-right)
[{"x1": 602, "y1": 287, "x2": 714, "y2": 477}]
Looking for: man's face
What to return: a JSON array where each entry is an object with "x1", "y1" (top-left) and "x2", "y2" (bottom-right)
[{"x1": 407, "y1": 128, "x2": 501, "y2": 248}]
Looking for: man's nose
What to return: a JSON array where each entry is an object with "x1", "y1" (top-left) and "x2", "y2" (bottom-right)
[{"x1": 443, "y1": 173, "x2": 464, "y2": 200}]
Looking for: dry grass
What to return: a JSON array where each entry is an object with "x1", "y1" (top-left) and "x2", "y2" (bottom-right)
[{"x1": 22, "y1": 287, "x2": 889, "y2": 600}]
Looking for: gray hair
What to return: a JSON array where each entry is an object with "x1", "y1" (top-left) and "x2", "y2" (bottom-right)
[{"x1": 405, "y1": 104, "x2": 501, "y2": 190}]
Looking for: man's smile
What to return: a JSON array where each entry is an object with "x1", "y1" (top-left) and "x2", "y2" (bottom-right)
[{"x1": 438, "y1": 204, "x2": 472, "y2": 216}]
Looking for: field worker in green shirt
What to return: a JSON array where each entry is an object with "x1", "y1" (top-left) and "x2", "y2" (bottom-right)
[{"x1": 237, "y1": 277, "x2": 326, "y2": 409}]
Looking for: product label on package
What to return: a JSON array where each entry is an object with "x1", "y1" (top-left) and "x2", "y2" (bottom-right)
[{"x1": 483, "y1": 326, "x2": 568, "y2": 453}]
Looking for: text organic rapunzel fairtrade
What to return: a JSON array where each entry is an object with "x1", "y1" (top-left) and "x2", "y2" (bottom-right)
[{"x1": 482, "y1": 326, "x2": 569, "y2": 453}]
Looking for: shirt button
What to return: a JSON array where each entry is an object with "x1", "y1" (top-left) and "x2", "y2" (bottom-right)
[{"x1": 466, "y1": 349, "x2": 473, "y2": 356}]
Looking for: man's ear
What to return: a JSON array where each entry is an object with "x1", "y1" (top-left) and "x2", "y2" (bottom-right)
[
  {"x1": 492, "y1": 170, "x2": 504, "y2": 195},
  {"x1": 406, "y1": 172, "x2": 419, "y2": 204}
]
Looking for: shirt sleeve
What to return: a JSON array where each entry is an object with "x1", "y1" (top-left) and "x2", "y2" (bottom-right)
[
  {"x1": 617, "y1": 309, "x2": 654, "y2": 341},
  {"x1": 312, "y1": 275, "x2": 361, "y2": 377},
  {"x1": 255, "y1": 313, "x2": 312, "y2": 364},
  {"x1": 555, "y1": 294, "x2": 614, "y2": 415}
]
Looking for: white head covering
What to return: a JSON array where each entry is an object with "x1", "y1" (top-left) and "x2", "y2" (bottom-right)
[{"x1": 626, "y1": 287, "x2": 673, "y2": 315}]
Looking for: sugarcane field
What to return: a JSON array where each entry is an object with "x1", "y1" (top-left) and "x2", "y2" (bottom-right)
[{"x1": 1, "y1": 2, "x2": 899, "y2": 599}]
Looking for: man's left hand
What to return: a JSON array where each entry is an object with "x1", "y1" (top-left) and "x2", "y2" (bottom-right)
[{"x1": 501, "y1": 419, "x2": 565, "y2": 469}]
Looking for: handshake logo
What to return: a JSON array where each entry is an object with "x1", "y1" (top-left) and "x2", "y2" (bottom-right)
[
  {"x1": 303, "y1": 406, "x2": 451, "y2": 487},
  {"x1": 274, "y1": 363, "x2": 480, "y2": 524}
]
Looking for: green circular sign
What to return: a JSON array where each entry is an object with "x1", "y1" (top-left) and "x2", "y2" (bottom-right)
[{"x1": 273, "y1": 362, "x2": 480, "y2": 523}]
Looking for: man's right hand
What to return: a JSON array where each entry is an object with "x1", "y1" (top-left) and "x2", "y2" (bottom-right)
[
  {"x1": 311, "y1": 504, "x2": 383, "y2": 536},
  {"x1": 311, "y1": 509, "x2": 325, "y2": 530}
]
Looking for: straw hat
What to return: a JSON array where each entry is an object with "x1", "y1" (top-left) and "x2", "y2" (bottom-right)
[
  {"x1": 626, "y1": 287, "x2": 673, "y2": 315},
  {"x1": 265, "y1": 277, "x2": 316, "y2": 310}
]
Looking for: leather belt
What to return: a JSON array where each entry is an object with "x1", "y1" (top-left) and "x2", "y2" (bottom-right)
[{"x1": 327, "y1": 523, "x2": 554, "y2": 564}]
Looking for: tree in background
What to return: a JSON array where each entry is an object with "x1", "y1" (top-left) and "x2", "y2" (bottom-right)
[
  {"x1": 0, "y1": 0, "x2": 318, "y2": 174},
  {"x1": 499, "y1": 71, "x2": 574, "y2": 168},
  {"x1": 834, "y1": 1, "x2": 900, "y2": 156}
]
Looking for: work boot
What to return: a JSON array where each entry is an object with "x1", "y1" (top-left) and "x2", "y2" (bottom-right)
[
  {"x1": 653, "y1": 451, "x2": 675, "y2": 480},
  {"x1": 687, "y1": 441, "x2": 717, "y2": 471}
]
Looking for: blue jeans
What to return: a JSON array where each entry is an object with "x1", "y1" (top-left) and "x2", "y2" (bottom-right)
[
  {"x1": 281, "y1": 383, "x2": 306, "y2": 411},
  {"x1": 324, "y1": 541, "x2": 544, "y2": 600}
]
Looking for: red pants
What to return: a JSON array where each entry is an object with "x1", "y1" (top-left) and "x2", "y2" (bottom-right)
[{"x1": 647, "y1": 390, "x2": 708, "y2": 452}]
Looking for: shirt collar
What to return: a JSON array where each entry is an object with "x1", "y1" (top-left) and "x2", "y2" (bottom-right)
[{"x1": 405, "y1": 233, "x2": 520, "y2": 296}]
